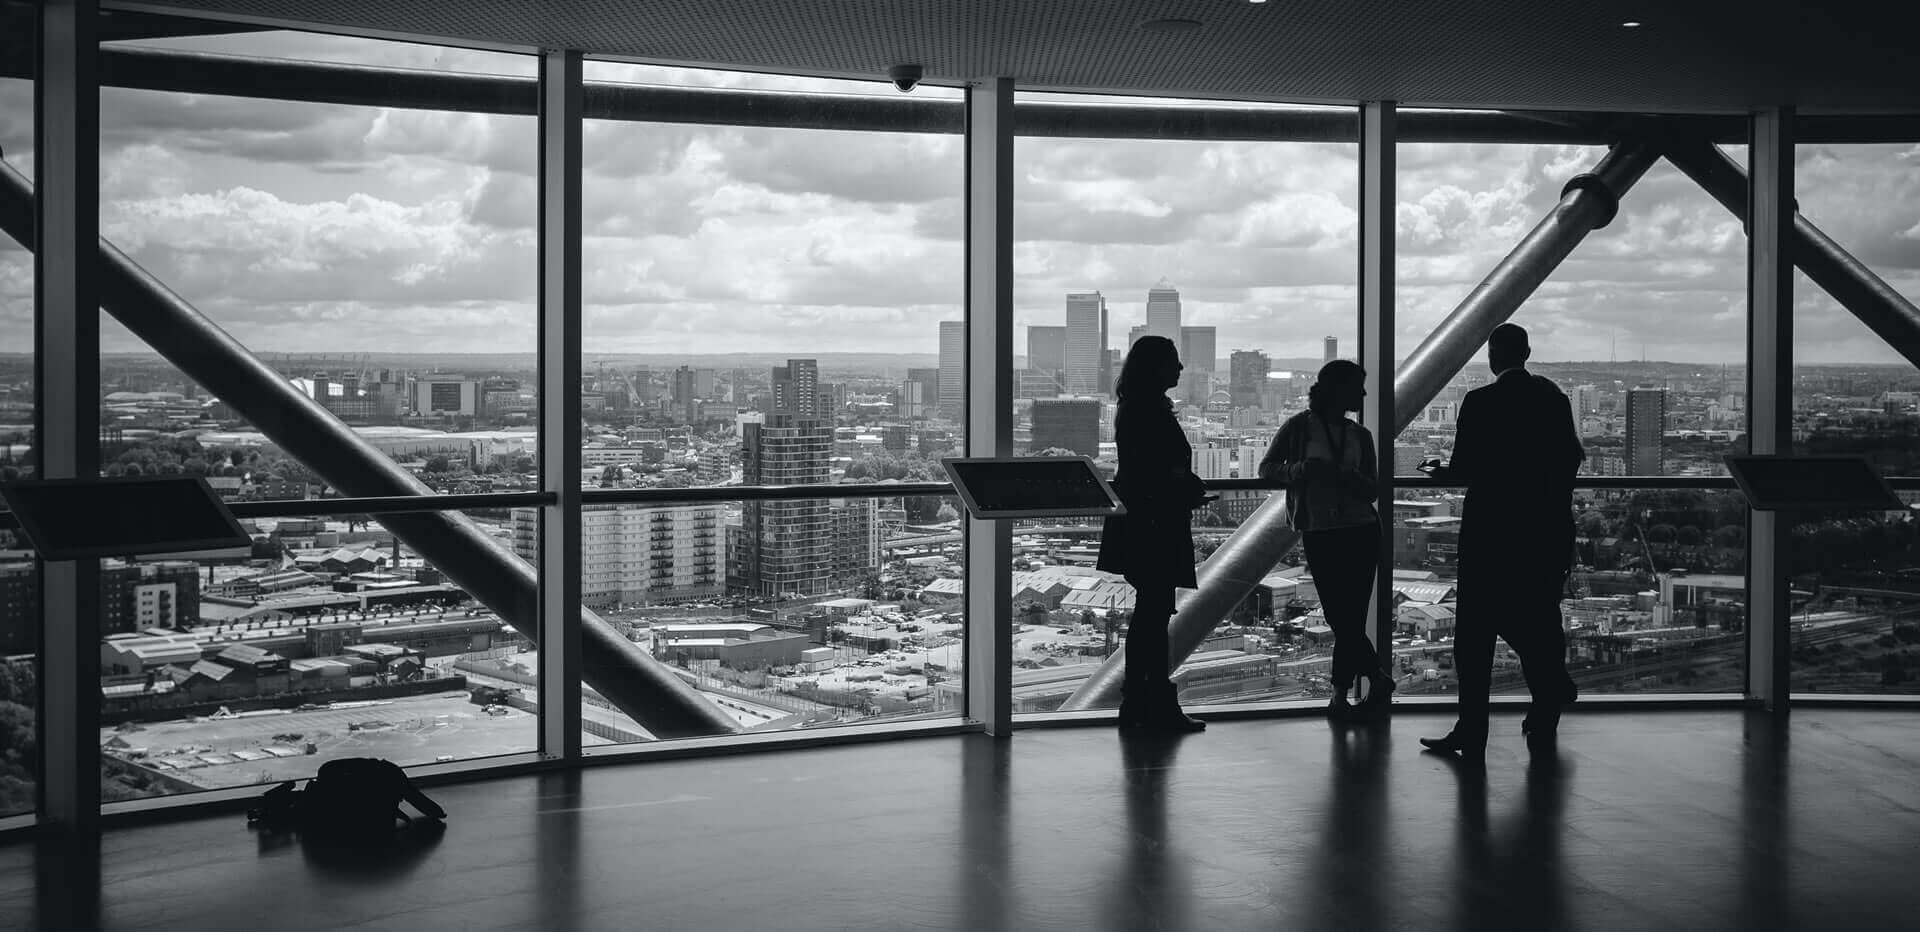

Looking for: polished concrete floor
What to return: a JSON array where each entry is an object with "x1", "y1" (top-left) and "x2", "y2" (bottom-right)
[{"x1": 5, "y1": 709, "x2": 1920, "y2": 931}]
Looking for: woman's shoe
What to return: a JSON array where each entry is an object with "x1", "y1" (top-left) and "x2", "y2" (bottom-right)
[
  {"x1": 1326, "y1": 692, "x2": 1353, "y2": 721},
  {"x1": 1147, "y1": 683, "x2": 1206, "y2": 733},
  {"x1": 1350, "y1": 669, "x2": 1396, "y2": 720}
]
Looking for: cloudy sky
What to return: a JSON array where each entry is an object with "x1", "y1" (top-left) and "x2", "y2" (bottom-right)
[{"x1": 0, "y1": 30, "x2": 1916, "y2": 366}]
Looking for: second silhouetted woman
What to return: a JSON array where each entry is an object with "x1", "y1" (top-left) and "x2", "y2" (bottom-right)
[
  {"x1": 1096, "y1": 336, "x2": 1212, "y2": 732},
  {"x1": 1260, "y1": 359, "x2": 1395, "y2": 720}
]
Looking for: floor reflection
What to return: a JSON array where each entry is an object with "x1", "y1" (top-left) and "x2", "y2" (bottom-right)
[
  {"x1": 1446, "y1": 749, "x2": 1571, "y2": 931},
  {"x1": 1104, "y1": 731, "x2": 1192, "y2": 932},
  {"x1": 958, "y1": 736, "x2": 1013, "y2": 931},
  {"x1": 1299, "y1": 717, "x2": 1393, "y2": 928},
  {"x1": 1738, "y1": 710, "x2": 1791, "y2": 931}
]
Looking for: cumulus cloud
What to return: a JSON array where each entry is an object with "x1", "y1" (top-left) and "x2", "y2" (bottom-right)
[{"x1": 18, "y1": 35, "x2": 1911, "y2": 364}]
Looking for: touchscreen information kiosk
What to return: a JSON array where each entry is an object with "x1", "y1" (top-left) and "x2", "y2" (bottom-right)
[
  {"x1": 1723, "y1": 455, "x2": 1907, "y2": 513},
  {"x1": 940, "y1": 456, "x2": 1125, "y2": 520},
  {"x1": 0, "y1": 477, "x2": 252, "y2": 560}
]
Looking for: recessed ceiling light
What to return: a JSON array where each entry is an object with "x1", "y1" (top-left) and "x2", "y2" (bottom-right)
[
  {"x1": 1140, "y1": 18, "x2": 1204, "y2": 33},
  {"x1": 1622, "y1": 21, "x2": 1643, "y2": 28}
]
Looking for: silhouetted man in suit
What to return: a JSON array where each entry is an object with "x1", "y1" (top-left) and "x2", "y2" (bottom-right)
[{"x1": 1419, "y1": 323, "x2": 1584, "y2": 758}]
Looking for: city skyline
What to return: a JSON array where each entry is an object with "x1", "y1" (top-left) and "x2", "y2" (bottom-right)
[{"x1": 0, "y1": 33, "x2": 1915, "y2": 365}]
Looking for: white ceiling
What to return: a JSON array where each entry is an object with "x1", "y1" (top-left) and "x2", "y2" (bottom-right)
[{"x1": 102, "y1": 0, "x2": 1920, "y2": 113}]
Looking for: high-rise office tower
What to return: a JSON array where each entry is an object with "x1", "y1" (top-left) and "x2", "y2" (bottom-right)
[
  {"x1": 1626, "y1": 387, "x2": 1668, "y2": 476},
  {"x1": 771, "y1": 359, "x2": 818, "y2": 418},
  {"x1": 1237, "y1": 444, "x2": 1266, "y2": 480},
  {"x1": 694, "y1": 368, "x2": 716, "y2": 400},
  {"x1": 1146, "y1": 283, "x2": 1181, "y2": 344},
  {"x1": 1180, "y1": 326, "x2": 1216, "y2": 375},
  {"x1": 1026, "y1": 325, "x2": 1066, "y2": 373},
  {"x1": 733, "y1": 415, "x2": 834, "y2": 597},
  {"x1": 1229, "y1": 350, "x2": 1270, "y2": 409},
  {"x1": 1065, "y1": 292, "x2": 1107, "y2": 396},
  {"x1": 1192, "y1": 445, "x2": 1233, "y2": 480},
  {"x1": 730, "y1": 367, "x2": 752, "y2": 403},
  {"x1": 1128, "y1": 324, "x2": 1148, "y2": 348},
  {"x1": 903, "y1": 367, "x2": 940, "y2": 420},
  {"x1": 1029, "y1": 397, "x2": 1102, "y2": 457},
  {"x1": 516, "y1": 504, "x2": 725, "y2": 608},
  {"x1": 1323, "y1": 336, "x2": 1338, "y2": 363},
  {"x1": 673, "y1": 366, "x2": 698, "y2": 404},
  {"x1": 1573, "y1": 384, "x2": 1597, "y2": 416},
  {"x1": 938, "y1": 321, "x2": 965, "y2": 421}
]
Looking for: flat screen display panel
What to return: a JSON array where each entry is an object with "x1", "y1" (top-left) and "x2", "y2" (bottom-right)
[
  {"x1": 0, "y1": 477, "x2": 251, "y2": 560},
  {"x1": 1724, "y1": 455, "x2": 1907, "y2": 512},
  {"x1": 941, "y1": 456, "x2": 1124, "y2": 519}
]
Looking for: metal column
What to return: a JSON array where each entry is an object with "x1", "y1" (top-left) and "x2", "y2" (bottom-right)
[
  {"x1": 1359, "y1": 102, "x2": 1397, "y2": 693},
  {"x1": 536, "y1": 50, "x2": 583, "y2": 759},
  {"x1": 1745, "y1": 109, "x2": 1794, "y2": 711},
  {"x1": 1063, "y1": 140, "x2": 1660, "y2": 711},
  {"x1": 33, "y1": 0, "x2": 100, "y2": 832},
  {"x1": 964, "y1": 77, "x2": 1015, "y2": 736}
]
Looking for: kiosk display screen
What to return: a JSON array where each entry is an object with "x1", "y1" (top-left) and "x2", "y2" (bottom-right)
[
  {"x1": 0, "y1": 477, "x2": 252, "y2": 560},
  {"x1": 941, "y1": 456, "x2": 1125, "y2": 519},
  {"x1": 1724, "y1": 455, "x2": 1907, "y2": 512}
]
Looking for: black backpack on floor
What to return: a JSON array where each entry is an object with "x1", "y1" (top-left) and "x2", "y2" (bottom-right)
[{"x1": 248, "y1": 757, "x2": 445, "y2": 837}]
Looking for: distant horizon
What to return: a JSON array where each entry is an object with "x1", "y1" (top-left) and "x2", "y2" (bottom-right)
[{"x1": 14, "y1": 352, "x2": 1911, "y2": 370}]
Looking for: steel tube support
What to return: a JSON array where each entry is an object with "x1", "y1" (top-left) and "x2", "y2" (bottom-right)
[
  {"x1": 1660, "y1": 136, "x2": 1920, "y2": 371},
  {"x1": 1062, "y1": 140, "x2": 1660, "y2": 711},
  {"x1": 0, "y1": 162, "x2": 739, "y2": 738},
  {"x1": 1394, "y1": 140, "x2": 1659, "y2": 434}
]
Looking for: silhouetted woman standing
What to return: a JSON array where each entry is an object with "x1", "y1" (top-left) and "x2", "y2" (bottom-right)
[
  {"x1": 1260, "y1": 359, "x2": 1394, "y2": 719},
  {"x1": 1097, "y1": 336, "x2": 1211, "y2": 732}
]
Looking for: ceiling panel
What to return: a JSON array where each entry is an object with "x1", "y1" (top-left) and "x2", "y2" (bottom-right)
[{"x1": 101, "y1": 0, "x2": 1920, "y2": 113}]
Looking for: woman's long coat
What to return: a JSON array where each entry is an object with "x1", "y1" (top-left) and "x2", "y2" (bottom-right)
[{"x1": 1096, "y1": 395, "x2": 1205, "y2": 589}]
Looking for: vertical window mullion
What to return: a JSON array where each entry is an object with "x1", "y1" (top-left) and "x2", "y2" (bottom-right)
[
  {"x1": 963, "y1": 77, "x2": 1014, "y2": 735},
  {"x1": 34, "y1": 0, "x2": 101, "y2": 832},
  {"x1": 537, "y1": 49, "x2": 584, "y2": 759}
]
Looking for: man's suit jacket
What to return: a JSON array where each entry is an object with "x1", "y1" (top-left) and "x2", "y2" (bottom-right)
[{"x1": 1444, "y1": 368, "x2": 1585, "y2": 577}]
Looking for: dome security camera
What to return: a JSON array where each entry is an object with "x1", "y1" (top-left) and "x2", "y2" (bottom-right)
[{"x1": 889, "y1": 64, "x2": 924, "y2": 93}]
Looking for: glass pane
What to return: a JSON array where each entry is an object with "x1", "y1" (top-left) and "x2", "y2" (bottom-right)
[
  {"x1": 0, "y1": 1, "x2": 36, "y2": 818},
  {"x1": 1395, "y1": 125, "x2": 1749, "y2": 479},
  {"x1": 98, "y1": 24, "x2": 538, "y2": 500},
  {"x1": 99, "y1": 509, "x2": 534, "y2": 802},
  {"x1": 1376, "y1": 485, "x2": 1748, "y2": 700},
  {"x1": 578, "y1": 61, "x2": 964, "y2": 493},
  {"x1": 1006, "y1": 96, "x2": 1356, "y2": 717},
  {"x1": 1012, "y1": 96, "x2": 1359, "y2": 472},
  {"x1": 559, "y1": 494, "x2": 966, "y2": 745},
  {"x1": 1789, "y1": 141, "x2": 1920, "y2": 695}
]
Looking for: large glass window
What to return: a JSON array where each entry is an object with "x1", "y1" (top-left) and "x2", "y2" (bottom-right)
[
  {"x1": 1010, "y1": 95, "x2": 1360, "y2": 713},
  {"x1": 97, "y1": 27, "x2": 538, "y2": 500},
  {"x1": 577, "y1": 61, "x2": 966, "y2": 736},
  {"x1": 1393, "y1": 114, "x2": 1750, "y2": 696},
  {"x1": 0, "y1": 1, "x2": 37, "y2": 818},
  {"x1": 99, "y1": 509, "x2": 535, "y2": 801},
  {"x1": 578, "y1": 61, "x2": 964, "y2": 494},
  {"x1": 1789, "y1": 142, "x2": 1920, "y2": 695}
]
